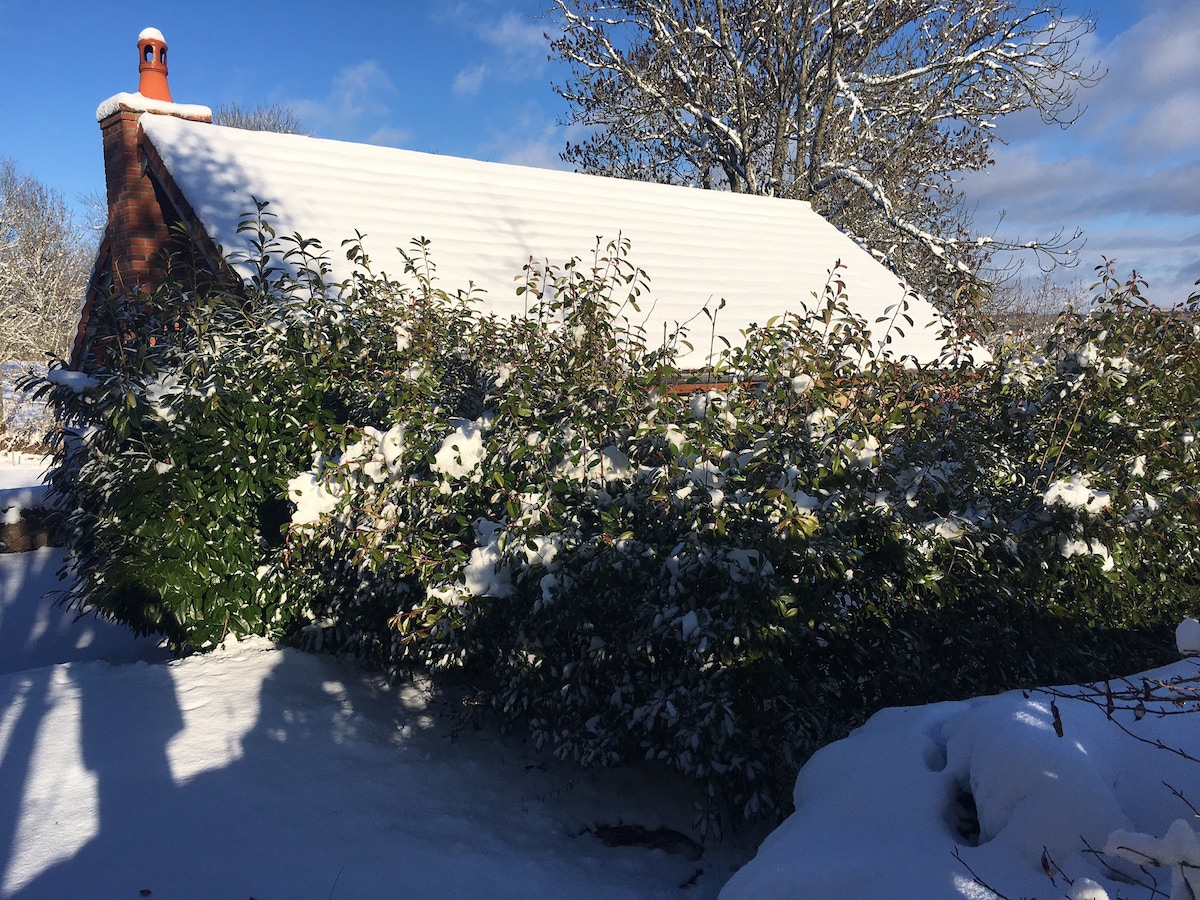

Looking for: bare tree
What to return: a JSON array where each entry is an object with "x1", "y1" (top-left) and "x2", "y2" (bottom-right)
[
  {"x1": 547, "y1": 0, "x2": 1100, "y2": 309},
  {"x1": 987, "y1": 271, "x2": 1089, "y2": 318},
  {"x1": 983, "y1": 271, "x2": 1089, "y2": 350},
  {"x1": 0, "y1": 158, "x2": 93, "y2": 363},
  {"x1": 213, "y1": 102, "x2": 312, "y2": 135},
  {"x1": 77, "y1": 188, "x2": 110, "y2": 237}
]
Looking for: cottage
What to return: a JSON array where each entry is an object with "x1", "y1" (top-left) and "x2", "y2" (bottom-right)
[{"x1": 74, "y1": 28, "x2": 967, "y2": 371}]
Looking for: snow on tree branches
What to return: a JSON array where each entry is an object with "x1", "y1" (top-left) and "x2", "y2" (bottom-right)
[{"x1": 547, "y1": 0, "x2": 1100, "y2": 309}]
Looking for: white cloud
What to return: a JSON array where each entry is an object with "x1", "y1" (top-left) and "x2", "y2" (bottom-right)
[
  {"x1": 453, "y1": 64, "x2": 488, "y2": 97},
  {"x1": 474, "y1": 109, "x2": 582, "y2": 171},
  {"x1": 968, "y1": 152, "x2": 1200, "y2": 224},
  {"x1": 1129, "y1": 8, "x2": 1200, "y2": 89},
  {"x1": 1078, "y1": 2, "x2": 1200, "y2": 159},
  {"x1": 478, "y1": 10, "x2": 549, "y2": 56},
  {"x1": 368, "y1": 126, "x2": 409, "y2": 149},
  {"x1": 961, "y1": 3, "x2": 1200, "y2": 302},
  {"x1": 498, "y1": 136, "x2": 565, "y2": 169},
  {"x1": 1116, "y1": 90, "x2": 1200, "y2": 159},
  {"x1": 437, "y1": 5, "x2": 552, "y2": 87},
  {"x1": 290, "y1": 61, "x2": 398, "y2": 137}
]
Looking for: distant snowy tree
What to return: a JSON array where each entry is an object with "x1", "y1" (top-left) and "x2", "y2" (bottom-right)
[
  {"x1": 0, "y1": 158, "x2": 93, "y2": 363},
  {"x1": 213, "y1": 102, "x2": 312, "y2": 135},
  {"x1": 547, "y1": 0, "x2": 1100, "y2": 308}
]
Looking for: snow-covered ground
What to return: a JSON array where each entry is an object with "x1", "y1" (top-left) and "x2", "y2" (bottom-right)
[
  {"x1": 722, "y1": 657, "x2": 1200, "y2": 900},
  {"x1": 0, "y1": 456, "x2": 1196, "y2": 900},
  {"x1": 0, "y1": 459, "x2": 765, "y2": 899},
  {"x1": 0, "y1": 454, "x2": 49, "y2": 530}
]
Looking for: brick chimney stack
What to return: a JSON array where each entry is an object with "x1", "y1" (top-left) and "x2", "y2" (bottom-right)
[{"x1": 95, "y1": 28, "x2": 212, "y2": 295}]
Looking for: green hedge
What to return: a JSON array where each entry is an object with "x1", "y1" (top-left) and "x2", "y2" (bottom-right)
[{"x1": 35, "y1": 212, "x2": 1200, "y2": 835}]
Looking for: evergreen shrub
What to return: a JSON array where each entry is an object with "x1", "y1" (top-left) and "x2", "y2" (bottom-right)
[{"x1": 34, "y1": 211, "x2": 1200, "y2": 833}]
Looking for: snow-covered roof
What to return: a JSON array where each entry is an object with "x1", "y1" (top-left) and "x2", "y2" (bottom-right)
[{"x1": 139, "y1": 114, "x2": 956, "y2": 366}]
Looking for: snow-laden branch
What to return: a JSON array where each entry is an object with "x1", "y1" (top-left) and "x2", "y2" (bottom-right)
[{"x1": 548, "y1": 0, "x2": 1100, "y2": 304}]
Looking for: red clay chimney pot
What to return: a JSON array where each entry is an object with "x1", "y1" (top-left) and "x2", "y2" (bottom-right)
[{"x1": 136, "y1": 27, "x2": 173, "y2": 102}]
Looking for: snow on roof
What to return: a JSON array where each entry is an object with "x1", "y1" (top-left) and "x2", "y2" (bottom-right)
[
  {"x1": 96, "y1": 93, "x2": 212, "y2": 123},
  {"x1": 140, "y1": 114, "x2": 957, "y2": 367},
  {"x1": 138, "y1": 26, "x2": 166, "y2": 42}
]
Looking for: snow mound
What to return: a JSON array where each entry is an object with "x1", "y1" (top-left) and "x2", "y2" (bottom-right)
[
  {"x1": 722, "y1": 659, "x2": 1200, "y2": 899},
  {"x1": 1177, "y1": 618, "x2": 1200, "y2": 655}
]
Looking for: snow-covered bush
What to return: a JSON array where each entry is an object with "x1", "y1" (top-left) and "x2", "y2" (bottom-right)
[
  {"x1": 31, "y1": 210, "x2": 477, "y2": 648},
  {"x1": 32, "y1": 213, "x2": 1200, "y2": 835},
  {"x1": 293, "y1": 253, "x2": 1198, "y2": 834}
]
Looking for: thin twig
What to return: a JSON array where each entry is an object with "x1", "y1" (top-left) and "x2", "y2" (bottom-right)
[
  {"x1": 328, "y1": 865, "x2": 345, "y2": 900},
  {"x1": 1166, "y1": 782, "x2": 1200, "y2": 819},
  {"x1": 952, "y1": 848, "x2": 1015, "y2": 900},
  {"x1": 1080, "y1": 836, "x2": 1170, "y2": 899}
]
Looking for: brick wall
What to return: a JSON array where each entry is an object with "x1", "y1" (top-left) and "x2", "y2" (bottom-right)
[{"x1": 100, "y1": 108, "x2": 174, "y2": 294}]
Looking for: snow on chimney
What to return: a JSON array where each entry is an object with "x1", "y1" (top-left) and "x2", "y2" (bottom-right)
[{"x1": 95, "y1": 28, "x2": 212, "y2": 295}]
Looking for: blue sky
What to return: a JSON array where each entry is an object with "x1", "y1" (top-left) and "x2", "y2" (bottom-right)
[{"x1": 0, "y1": 1, "x2": 1196, "y2": 303}]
